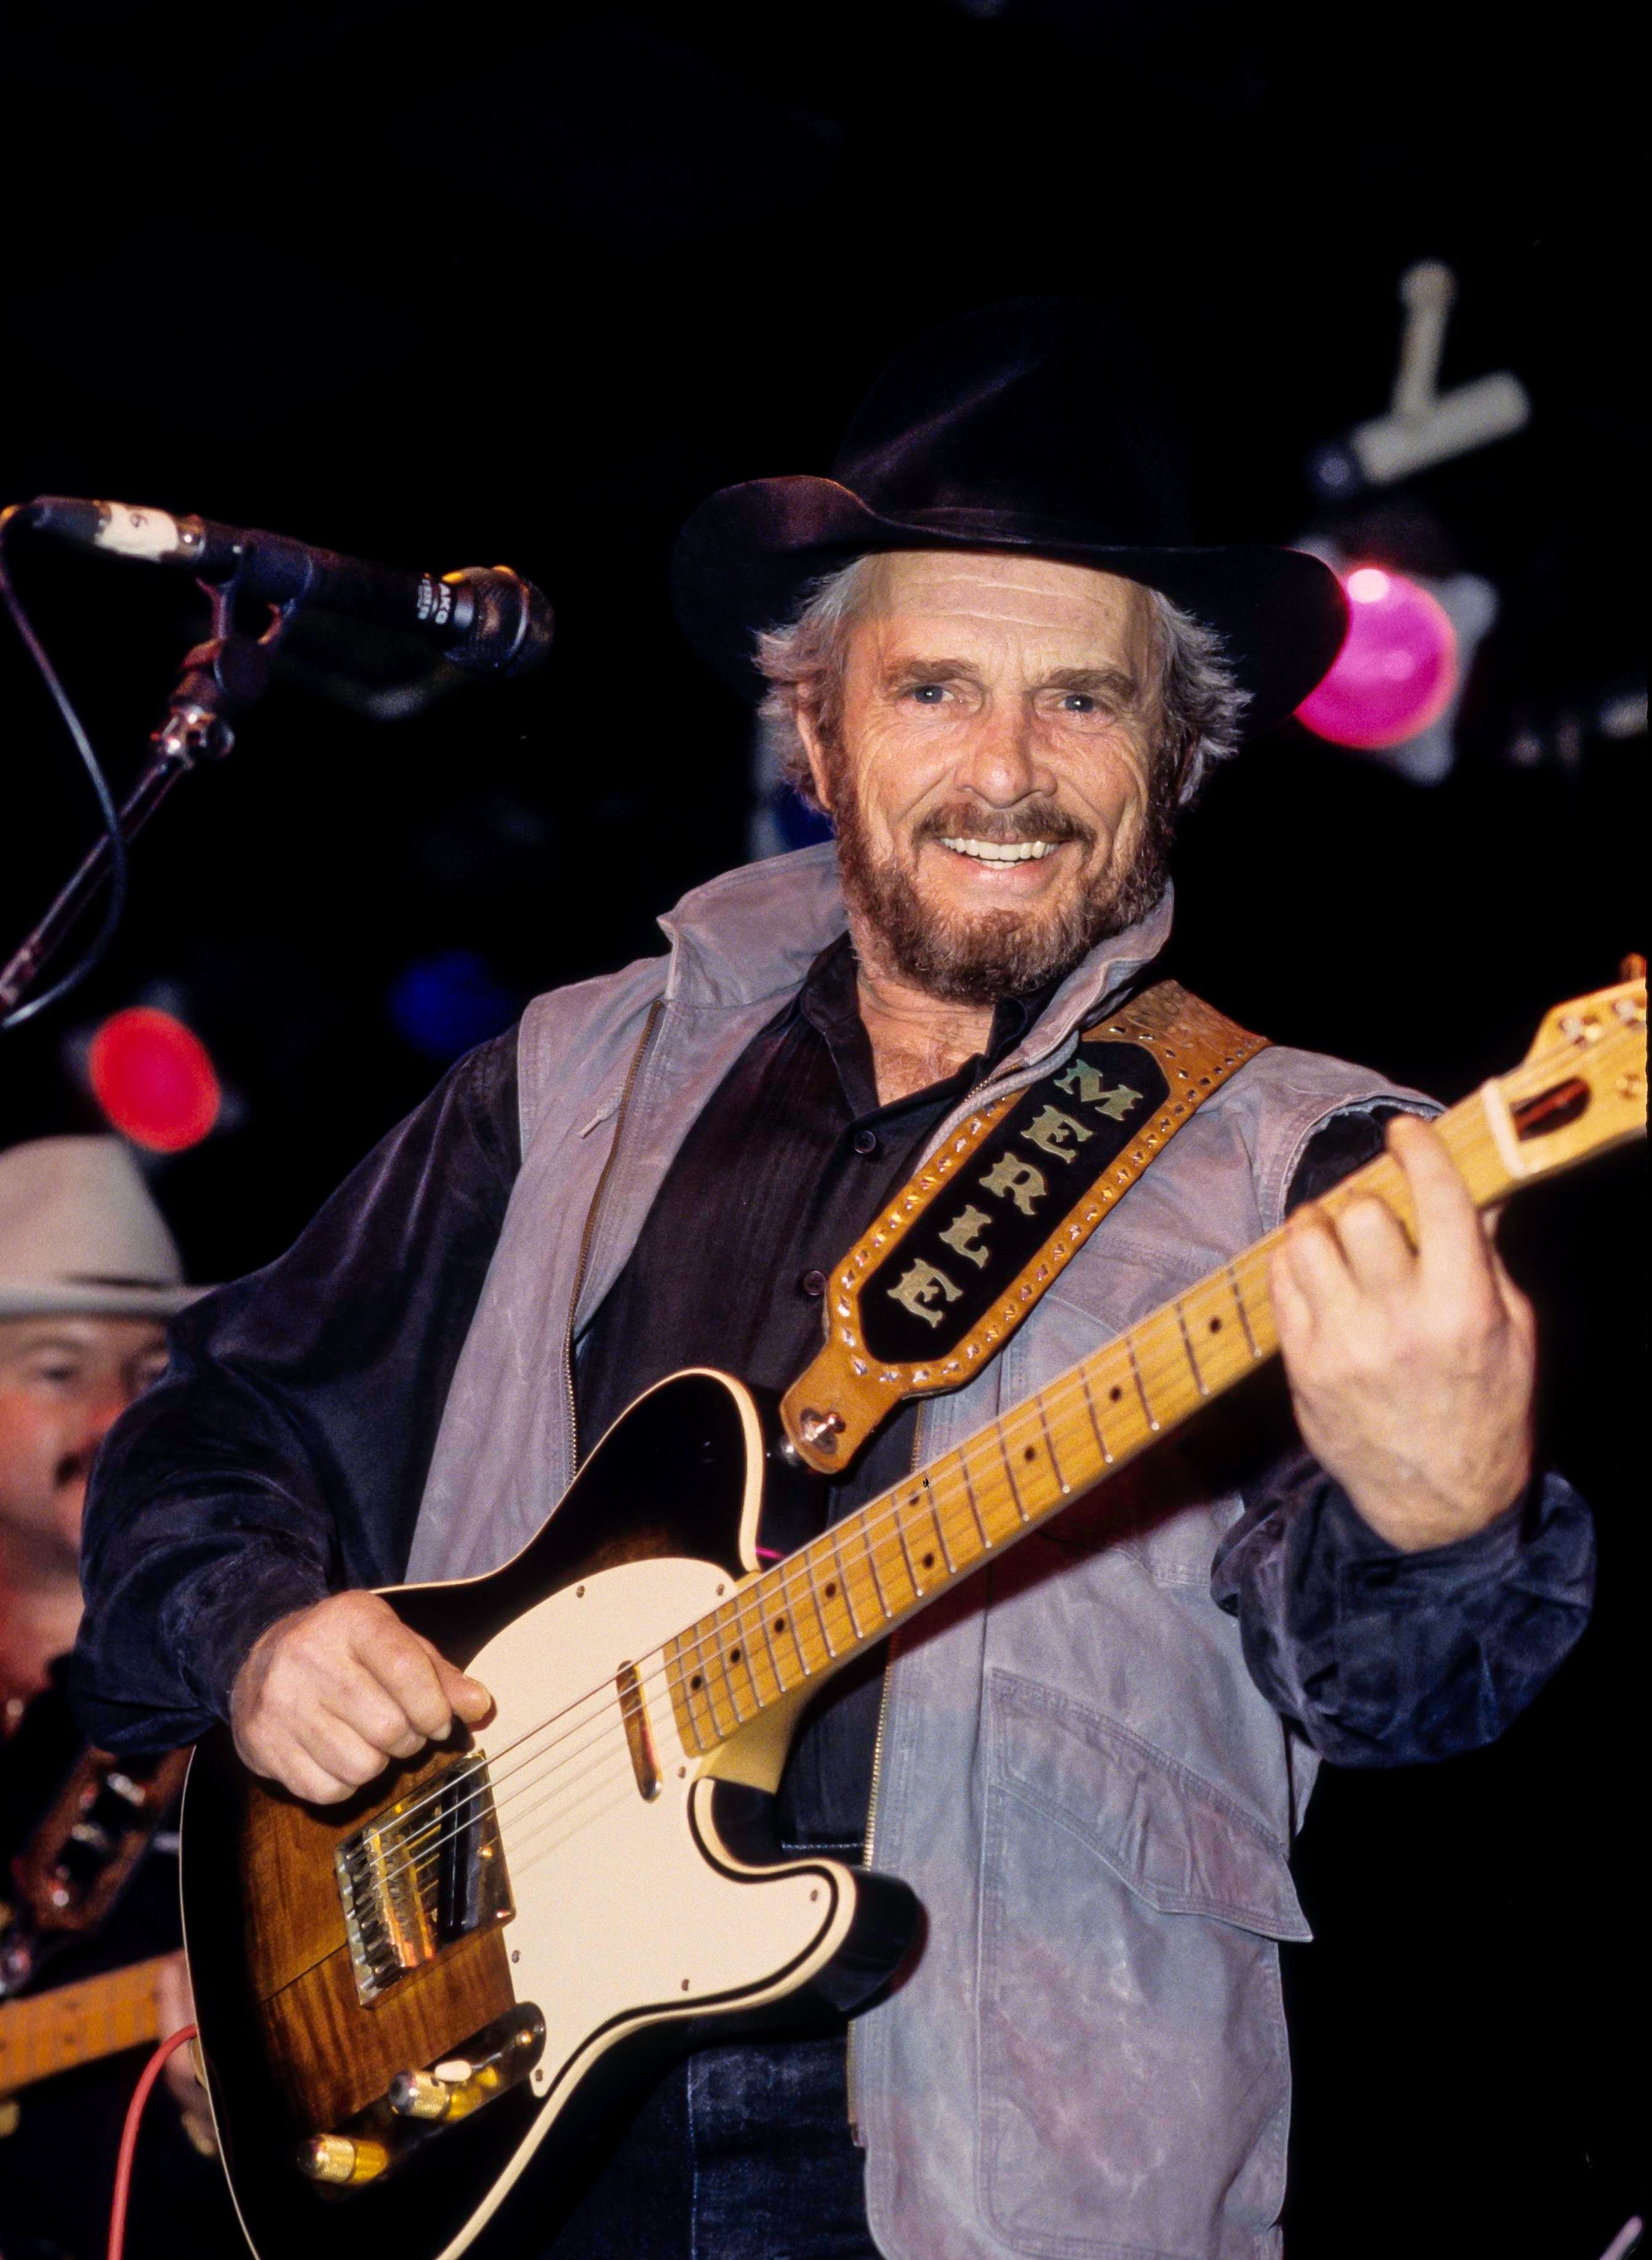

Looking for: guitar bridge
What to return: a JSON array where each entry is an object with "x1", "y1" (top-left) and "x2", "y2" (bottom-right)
[{"x1": 335, "y1": 1753, "x2": 512, "y2": 2006}]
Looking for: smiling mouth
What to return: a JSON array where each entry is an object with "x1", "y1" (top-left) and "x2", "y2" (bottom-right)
[{"x1": 937, "y1": 836, "x2": 1064, "y2": 864}]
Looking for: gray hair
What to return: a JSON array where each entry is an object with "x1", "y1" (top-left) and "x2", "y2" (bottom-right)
[{"x1": 754, "y1": 553, "x2": 1248, "y2": 809}]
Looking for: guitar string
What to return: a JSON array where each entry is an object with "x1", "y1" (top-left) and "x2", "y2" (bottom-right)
[
  {"x1": 360, "y1": 1051, "x2": 1627, "y2": 1899},
  {"x1": 362, "y1": 1121, "x2": 1503, "y2": 1901},
  {"x1": 362, "y1": 1095, "x2": 1516, "y2": 1899},
  {"x1": 364, "y1": 1218, "x2": 1305, "y2": 1896},
  {"x1": 356, "y1": 1062, "x2": 1519, "y2": 1865}
]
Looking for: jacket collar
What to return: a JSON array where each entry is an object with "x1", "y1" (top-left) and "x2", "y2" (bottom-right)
[{"x1": 656, "y1": 843, "x2": 1174, "y2": 1072}]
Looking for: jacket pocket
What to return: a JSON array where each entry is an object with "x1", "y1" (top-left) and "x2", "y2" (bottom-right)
[{"x1": 977, "y1": 1670, "x2": 1305, "y2": 2260}]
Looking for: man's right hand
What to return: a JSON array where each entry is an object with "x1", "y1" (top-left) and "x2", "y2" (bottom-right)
[{"x1": 228, "y1": 1591, "x2": 492, "y2": 1804}]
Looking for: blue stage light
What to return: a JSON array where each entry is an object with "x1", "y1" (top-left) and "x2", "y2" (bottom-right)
[{"x1": 387, "y1": 950, "x2": 519, "y2": 1062}]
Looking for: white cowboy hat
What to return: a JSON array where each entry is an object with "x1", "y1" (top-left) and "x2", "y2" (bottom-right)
[{"x1": 0, "y1": 1136, "x2": 202, "y2": 1321}]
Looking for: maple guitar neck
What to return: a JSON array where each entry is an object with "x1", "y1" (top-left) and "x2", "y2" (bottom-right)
[
  {"x1": 665, "y1": 981, "x2": 1647, "y2": 1766},
  {"x1": 0, "y1": 1954, "x2": 169, "y2": 2096}
]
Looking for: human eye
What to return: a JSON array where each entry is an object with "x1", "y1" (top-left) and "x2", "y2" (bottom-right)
[
  {"x1": 906, "y1": 681, "x2": 950, "y2": 705},
  {"x1": 25, "y1": 1353, "x2": 84, "y2": 1392}
]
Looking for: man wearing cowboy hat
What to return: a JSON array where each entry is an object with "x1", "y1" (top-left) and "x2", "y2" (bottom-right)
[
  {"x1": 76, "y1": 302, "x2": 1592, "y2": 2259},
  {"x1": 0, "y1": 1137, "x2": 190, "y2": 1717},
  {"x1": 0, "y1": 1135, "x2": 236, "y2": 2256}
]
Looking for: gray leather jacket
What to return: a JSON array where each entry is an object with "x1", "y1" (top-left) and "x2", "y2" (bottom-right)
[{"x1": 408, "y1": 846, "x2": 1430, "y2": 2260}]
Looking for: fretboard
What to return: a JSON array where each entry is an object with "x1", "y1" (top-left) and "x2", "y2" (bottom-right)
[
  {"x1": 0, "y1": 1954, "x2": 168, "y2": 2094},
  {"x1": 659, "y1": 1024, "x2": 1616, "y2": 1760}
]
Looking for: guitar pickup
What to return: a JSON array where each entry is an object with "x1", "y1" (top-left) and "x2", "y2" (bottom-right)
[{"x1": 335, "y1": 1753, "x2": 513, "y2": 2006}]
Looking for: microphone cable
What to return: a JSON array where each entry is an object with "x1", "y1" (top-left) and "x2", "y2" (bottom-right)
[{"x1": 0, "y1": 501, "x2": 129, "y2": 1030}]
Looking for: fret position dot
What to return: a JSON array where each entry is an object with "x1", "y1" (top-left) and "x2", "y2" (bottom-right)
[
  {"x1": 922, "y1": 1553, "x2": 935, "y2": 1569},
  {"x1": 1109, "y1": 1385, "x2": 1123, "y2": 1402},
  {"x1": 729, "y1": 1648, "x2": 741, "y2": 1664},
  {"x1": 824, "y1": 1582, "x2": 838, "y2": 1598},
  {"x1": 773, "y1": 1617, "x2": 786, "y2": 1634},
  {"x1": 1023, "y1": 1446, "x2": 1037, "y2": 1463},
  {"x1": 1208, "y1": 1316, "x2": 1222, "y2": 1332},
  {"x1": 690, "y1": 1675, "x2": 704, "y2": 1690}
]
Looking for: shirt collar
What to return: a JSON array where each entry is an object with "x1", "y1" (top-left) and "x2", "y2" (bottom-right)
[
  {"x1": 793, "y1": 933, "x2": 1059, "y2": 1123},
  {"x1": 656, "y1": 843, "x2": 1175, "y2": 1065}
]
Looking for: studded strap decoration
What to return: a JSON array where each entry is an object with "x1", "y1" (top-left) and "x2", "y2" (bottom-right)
[{"x1": 780, "y1": 979, "x2": 1269, "y2": 1472}]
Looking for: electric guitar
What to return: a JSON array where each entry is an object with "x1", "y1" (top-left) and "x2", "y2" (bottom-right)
[
  {"x1": 0, "y1": 1954, "x2": 172, "y2": 2131},
  {"x1": 178, "y1": 973, "x2": 1646, "y2": 2260}
]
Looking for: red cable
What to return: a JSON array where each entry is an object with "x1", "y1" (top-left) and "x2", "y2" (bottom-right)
[{"x1": 106, "y1": 2022, "x2": 199, "y2": 2260}]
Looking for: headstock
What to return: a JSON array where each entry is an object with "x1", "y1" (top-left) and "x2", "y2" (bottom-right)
[{"x1": 1481, "y1": 958, "x2": 1648, "y2": 1192}]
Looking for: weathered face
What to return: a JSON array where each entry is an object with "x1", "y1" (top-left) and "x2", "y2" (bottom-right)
[
  {"x1": 801, "y1": 550, "x2": 1172, "y2": 1002},
  {"x1": 0, "y1": 1315, "x2": 168, "y2": 1568}
]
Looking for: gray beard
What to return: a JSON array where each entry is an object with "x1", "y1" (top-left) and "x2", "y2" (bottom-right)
[{"x1": 831, "y1": 788, "x2": 1176, "y2": 1009}]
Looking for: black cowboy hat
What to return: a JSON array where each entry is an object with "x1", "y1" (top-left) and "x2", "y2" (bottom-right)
[{"x1": 672, "y1": 297, "x2": 1346, "y2": 735}]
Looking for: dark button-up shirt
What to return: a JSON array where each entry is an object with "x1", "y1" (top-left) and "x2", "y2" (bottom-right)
[{"x1": 72, "y1": 945, "x2": 1594, "y2": 1785}]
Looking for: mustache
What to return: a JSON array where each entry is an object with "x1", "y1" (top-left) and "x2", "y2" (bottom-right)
[
  {"x1": 53, "y1": 1449, "x2": 96, "y2": 1495},
  {"x1": 912, "y1": 799, "x2": 1096, "y2": 851}
]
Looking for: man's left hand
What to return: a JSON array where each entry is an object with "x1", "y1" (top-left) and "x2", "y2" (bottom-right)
[
  {"x1": 1269, "y1": 1114, "x2": 1537, "y2": 1552},
  {"x1": 155, "y1": 1951, "x2": 217, "y2": 2157}
]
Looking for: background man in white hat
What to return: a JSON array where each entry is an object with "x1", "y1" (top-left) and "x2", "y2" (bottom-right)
[
  {"x1": 0, "y1": 1136, "x2": 233, "y2": 2258},
  {"x1": 0, "y1": 1137, "x2": 188, "y2": 1717}
]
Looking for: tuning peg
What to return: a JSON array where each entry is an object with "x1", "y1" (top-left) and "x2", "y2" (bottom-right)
[{"x1": 1618, "y1": 955, "x2": 1646, "y2": 983}]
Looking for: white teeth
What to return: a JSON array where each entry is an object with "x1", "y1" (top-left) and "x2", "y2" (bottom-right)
[{"x1": 939, "y1": 836, "x2": 1059, "y2": 864}]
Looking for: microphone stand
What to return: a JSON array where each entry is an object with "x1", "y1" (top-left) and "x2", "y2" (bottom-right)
[{"x1": 0, "y1": 583, "x2": 292, "y2": 1019}]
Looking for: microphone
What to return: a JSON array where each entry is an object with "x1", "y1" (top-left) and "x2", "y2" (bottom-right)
[{"x1": 22, "y1": 495, "x2": 555, "y2": 678}]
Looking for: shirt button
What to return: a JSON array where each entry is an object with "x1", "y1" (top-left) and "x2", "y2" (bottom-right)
[
  {"x1": 851, "y1": 1128, "x2": 878, "y2": 1156},
  {"x1": 800, "y1": 1269, "x2": 827, "y2": 1298}
]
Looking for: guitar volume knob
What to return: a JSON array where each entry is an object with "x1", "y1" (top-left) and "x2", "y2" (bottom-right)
[{"x1": 298, "y1": 2133, "x2": 390, "y2": 2184}]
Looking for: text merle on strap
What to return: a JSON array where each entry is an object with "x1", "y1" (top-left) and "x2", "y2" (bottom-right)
[{"x1": 782, "y1": 978, "x2": 1270, "y2": 1470}]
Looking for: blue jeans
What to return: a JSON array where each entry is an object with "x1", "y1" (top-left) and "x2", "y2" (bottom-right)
[{"x1": 537, "y1": 2034, "x2": 879, "y2": 2260}]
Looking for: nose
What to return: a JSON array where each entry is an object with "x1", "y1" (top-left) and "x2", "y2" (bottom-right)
[
  {"x1": 77, "y1": 1377, "x2": 135, "y2": 1459},
  {"x1": 949, "y1": 695, "x2": 1054, "y2": 808}
]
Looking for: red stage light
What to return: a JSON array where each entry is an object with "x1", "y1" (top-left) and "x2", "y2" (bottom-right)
[
  {"x1": 1296, "y1": 566, "x2": 1459, "y2": 750},
  {"x1": 87, "y1": 1008, "x2": 221, "y2": 1153}
]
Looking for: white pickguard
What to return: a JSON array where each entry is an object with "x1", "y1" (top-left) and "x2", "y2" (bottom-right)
[{"x1": 444, "y1": 1553, "x2": 857, "y2": 2253}]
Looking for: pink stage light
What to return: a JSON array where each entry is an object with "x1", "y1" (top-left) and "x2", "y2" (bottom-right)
[
  {"x1": 88, "y1": 1008, "x2": 221, "y2": 1153},
  {"x1": 1296, "y1": 566, "x2": 1459, "y2": 750}
]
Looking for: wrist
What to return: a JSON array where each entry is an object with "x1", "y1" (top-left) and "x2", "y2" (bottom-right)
[{"x1": 1341, "y1": 1459, "x2": 1534, "y2": 1553}]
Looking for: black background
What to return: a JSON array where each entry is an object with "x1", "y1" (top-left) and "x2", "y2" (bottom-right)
[{"x1": 2, "y1": 5, "x2": 1643, "y2": 2255}]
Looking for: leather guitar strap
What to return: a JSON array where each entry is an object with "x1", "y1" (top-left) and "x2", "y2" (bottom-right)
[{"x1": 780, "y1": 978, "x2": 1269, "y2": 1472}]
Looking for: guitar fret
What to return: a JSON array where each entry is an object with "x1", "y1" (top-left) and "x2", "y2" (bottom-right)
[
  {"x1": 756, "y1": 1584, "x2": 785, "y2": 1693},
  {"x1": 892, "y1": 1499, "x2": 923, "y2": 1597},
  {"x1": 1226, "y1": 1260, "x2": 1261, "y2": 1358},
  {"x1": 927, "y1": 1474, "x2": 960, "y2": 1573},
  {"x1": 1174, "y1": 1302, "x2": 1208, "y2": 1396},
  {"x1": 774, "y1": 1565, "x2": 813, "y2": 1678},
  {"x1": 1079, "y1": 1366, "x2": 1114, "y2": 1464},
  {"x1": 728, "y1": 1593, "x2": 764, "y2": 1708},
  {"x1": 706, "y1": 1605, "x2": 751, "y2": 1725},
  {"x1": 688, "y1": 1627, "x2": 737, "y2": 1739},
  {"x1": 672, "y1": 1641, "x2": 716, "y2": 1750},
  {"x1": 828, "y1": 1528, "x2": 865, "y2": 1639},
  {"x1": 998, "y1": 1425, "x2": 1033, "y2": 1525},
  {"x1": 862, "y1": 1517, "x2": 896, "y2": 1618},
  {"x1": 1126, "y1": 1334, "x2": 1159, "y2": 1430},
  {"x1": 953, "y1": 1451, "x2": 989, "y2": 1552},
  {"x1": 1035, "y1": 1395, "x2": 1070, "y2": 1493},
  {"x1": 702, "y1": 1649, "x2": 743, "y2": 1734},
  {"x1": 802, "y1": 1551, "x2": 838, "y2": 1657}
]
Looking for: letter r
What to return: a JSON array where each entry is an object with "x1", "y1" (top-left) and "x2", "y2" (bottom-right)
[{"x1": 979, "y1": 1154, "x2": 1047, "y2": 1216}]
